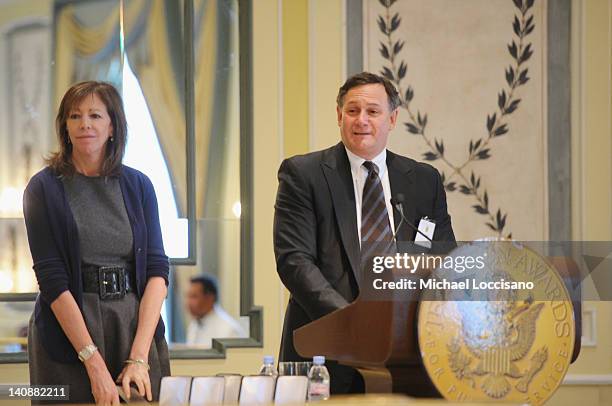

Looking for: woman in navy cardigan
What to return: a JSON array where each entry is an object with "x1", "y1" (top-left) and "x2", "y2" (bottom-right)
[{"x1": 23, "y1": 81, "x2": 170, "y2": 404}]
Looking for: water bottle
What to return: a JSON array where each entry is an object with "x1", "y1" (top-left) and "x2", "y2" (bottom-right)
[
  {"x1": 307, "y1": 355, "x2": 330, "y2": 401},
  {"x1": 258, "y1": 355, "x2": 278, "y2": 377}
]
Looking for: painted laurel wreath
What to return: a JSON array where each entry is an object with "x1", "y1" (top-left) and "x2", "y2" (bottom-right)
[{"x1": 378, "y1": 0, "x2": 536, "y2": 238}]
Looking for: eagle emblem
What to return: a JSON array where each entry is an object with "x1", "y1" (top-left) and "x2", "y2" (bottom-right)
[{"x1": 447, "y1": 299, "x2": 548, "y2": 399}]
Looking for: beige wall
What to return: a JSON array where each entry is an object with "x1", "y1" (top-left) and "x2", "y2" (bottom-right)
[
  {"x1": 550, "y1": 0, "x2": 612, "y2": 403},
  {"x1": 0, "y1": 2, "x2": 610, "y2": 405}
]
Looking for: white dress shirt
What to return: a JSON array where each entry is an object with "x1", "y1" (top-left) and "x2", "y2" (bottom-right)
[
  {"x1": 345, "y1": 147, "x2": 395, "y2": 245},
  {"x1": 186, "y1": 304, "x2": 247, "y2": 348}
]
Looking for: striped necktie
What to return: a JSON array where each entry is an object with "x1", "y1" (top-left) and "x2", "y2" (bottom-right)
[{"x1": 361, "y1": 161, "x2": 395, "y2": 261}]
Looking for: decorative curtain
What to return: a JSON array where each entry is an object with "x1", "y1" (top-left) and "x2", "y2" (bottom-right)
[
  {"x1": 128, "y1": 0, "x2": 187, "y2": 214},
  {"x1": 193, "y1": 0, "x2": 217, "y2": 218},
  {"x1": 54, "y1": 0, "x2": 238, "y2": 219},
  {"x1": 54, "y1": 0, "x2": 187, "y2": 214}
]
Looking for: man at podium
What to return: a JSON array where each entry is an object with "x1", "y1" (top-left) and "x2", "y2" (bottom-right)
[{"x1": 273, "y1": 72, "x2": 456, "y2": 394}]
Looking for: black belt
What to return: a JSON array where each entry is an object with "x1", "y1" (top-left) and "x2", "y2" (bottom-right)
[{"x1": 82, "y1": 264, "x2": 136, "y2": 300}]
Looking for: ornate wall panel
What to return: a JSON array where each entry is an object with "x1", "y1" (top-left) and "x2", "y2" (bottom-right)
[{"x1": 364, "y1": 0, "x2": 548, "y2": 240}]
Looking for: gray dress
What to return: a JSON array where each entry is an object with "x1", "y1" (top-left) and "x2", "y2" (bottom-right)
[{"x1": 28, "y1": 173, "x2": 170, "y2": 403}]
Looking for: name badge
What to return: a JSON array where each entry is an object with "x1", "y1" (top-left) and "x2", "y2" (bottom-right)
[{"x1": 415, "y1": 217, "x2": 435, "y2": 248}]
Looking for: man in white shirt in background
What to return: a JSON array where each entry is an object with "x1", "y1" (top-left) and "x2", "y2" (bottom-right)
[{"x1": 185, "y1": 274, "x2": 246, "y2": 347}]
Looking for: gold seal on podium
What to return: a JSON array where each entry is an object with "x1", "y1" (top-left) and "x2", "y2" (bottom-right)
[{"x1": 417, "y1": 241, "x2": 575, "y2": 405}]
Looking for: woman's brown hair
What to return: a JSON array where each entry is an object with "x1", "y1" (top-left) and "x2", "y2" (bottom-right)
[{"x1": 47, "y1": 81, "x2": 127, "y2": 176}]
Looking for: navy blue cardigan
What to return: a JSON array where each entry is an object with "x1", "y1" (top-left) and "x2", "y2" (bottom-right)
[{"x1": 23, "y1": 165, "x2": 170, "y2": 363}]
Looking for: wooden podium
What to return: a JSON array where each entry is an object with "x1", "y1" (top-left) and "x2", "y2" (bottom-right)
[{"x1": 293, "y1": 256, "x2": 582, "y2": 397}]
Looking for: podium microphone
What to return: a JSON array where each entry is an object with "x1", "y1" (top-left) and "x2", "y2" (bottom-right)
[{"x1": 390, "y1": 194, "x2": 433, "y2": 243}]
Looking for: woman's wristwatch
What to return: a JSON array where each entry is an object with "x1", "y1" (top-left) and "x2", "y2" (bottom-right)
[{"x1": 78, "y1": 344, "x2": 98, "y2": 362}]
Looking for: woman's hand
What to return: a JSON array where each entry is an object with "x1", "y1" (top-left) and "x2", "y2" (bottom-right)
[
  {"x1": 117, "y1": 361, "x2": 152, "y2": 401},
  {"x1": 84, "y1": 353, "x2": 120, "y2": 405},
  {"x1": 123, "y1": 277, "x2": 166, "y2": 401}
]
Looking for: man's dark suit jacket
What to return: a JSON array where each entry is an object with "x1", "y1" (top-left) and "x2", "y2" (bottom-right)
[{"x1": 273, "y1": 142, "x2": 456, "y2": 392}]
